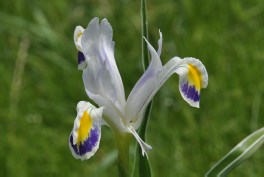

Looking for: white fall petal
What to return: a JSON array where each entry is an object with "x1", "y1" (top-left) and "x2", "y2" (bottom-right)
[
  {"x1": 69, "y1": 101, "x2": 103, "y2": 160},
  {"x1": 70, "y1": 17, "x2": 208, "y2": 159}
]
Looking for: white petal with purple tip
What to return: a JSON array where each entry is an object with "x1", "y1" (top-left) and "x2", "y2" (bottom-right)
[
  {"x1": 69, "y1": 101, "x2": 103, "y2": 160},
  {"x1": 126, "y1": 39, "x2": 208, "y2": 129}
]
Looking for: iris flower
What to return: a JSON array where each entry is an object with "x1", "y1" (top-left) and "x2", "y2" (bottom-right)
[{"x1": 69, "y1": 17, "x2": 208, "y2": 160}]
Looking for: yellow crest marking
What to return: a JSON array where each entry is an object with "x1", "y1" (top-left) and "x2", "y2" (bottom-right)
[
  {"x1": 77, "y1": 111, "x2": 93, "y2": 145},
  {"x1": 188, "y1": 64, "x2": 202, "y2": 90},
  {"x1": 77, "y1": 32, "x2": 83, "y2": 38}
]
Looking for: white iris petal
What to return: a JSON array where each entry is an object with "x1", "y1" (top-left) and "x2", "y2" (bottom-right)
[
  {"x1": 81, "y1": 18, "x2": 125, "y2": 109},
  {"x1": 69, "y1": 101, "x2": 103, "y2": 160}
]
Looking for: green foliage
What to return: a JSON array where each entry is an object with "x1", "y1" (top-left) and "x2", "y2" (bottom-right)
[
  {"x1": 1, "y1": 0, "x2": 264, "y2": 177},
  {"x1": 206, "y1": 127, "x2": 264, "y2": 176}
]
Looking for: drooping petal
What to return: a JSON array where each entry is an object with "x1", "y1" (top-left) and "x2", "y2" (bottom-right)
[
  {"x1": 69, "y1": 101, "x2": 103, "y2": 160},
  {"x1": 128, "y1": 126, "x2": 152, "y2": 157},
  {"x1": 81, "y1": 18, "x2": 125, "y2": 106},
  {"x1": 173, "y1": 57, "x2": 208, "y2": 108},
  {"x1": 126, "y1": 38, "x2": 208, "y2": 129}
]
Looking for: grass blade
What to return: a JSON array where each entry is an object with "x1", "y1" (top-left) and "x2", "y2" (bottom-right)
[{"x1": 205, "y1": 127, "x2": 264, "y2": 177}]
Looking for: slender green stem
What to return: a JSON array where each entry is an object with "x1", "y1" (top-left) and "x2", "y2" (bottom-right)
[
  {"x1": 140, "y1": 0, "x2": 152, "y2": 141},
  {"x1": 140, "y1": 0, "x2": 151, "y2": 145},
  {"x1": 116, "y1": 133, "x2": 131, "y2": 177},
  {"x1": 141, "y1": 0, "x2": 150, "y2": 69},
  {"x1": 132, "y1": 0, "x2": 153, "y2": 177}
]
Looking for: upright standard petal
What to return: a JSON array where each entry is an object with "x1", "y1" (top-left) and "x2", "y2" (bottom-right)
[
  {"x1": 126, "y1": 37, "x2": 208, "y2": 129},
  {"x1": 81, "y1": 18, "x2": 125, "y2": 107},
  {"x1": 125, "y1": 37, "x2": 162, "y2": 126},
  {"x1": 82, "y1": 56, "x2": 128, "y2": 132},
  {"x1": 69, "y1": 101, "x2": 103, "y2": 160}
]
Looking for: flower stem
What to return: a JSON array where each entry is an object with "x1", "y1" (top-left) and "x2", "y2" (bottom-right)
[
  {"x1": 141, "y1": 0, "x2": 150, "y2": 70},
  {"x1": 132, "y1": 0, "x2": 153, "y2": 177},
  {"x1": 116, "y1": 133, "x2": 131, "y2": 177}
]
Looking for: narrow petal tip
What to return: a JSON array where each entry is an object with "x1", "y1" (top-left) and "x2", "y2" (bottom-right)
[
  {"x1": 157, "y1": 30, "x2": 163, "y2": 56},
  {"x1": 74, "y1": 26, "x2": 84, "y2": 51},
  {"x1": 128, "y1": 126, "x2": 152, "y2": 157}
]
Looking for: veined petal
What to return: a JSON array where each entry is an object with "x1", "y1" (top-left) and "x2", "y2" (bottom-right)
[
  {"x1": 125, "y1": 37, "x2": 162, "y2": 126},
  {"x1": 81, "y1": 18, "x2": 125, "y2": 106},
  {"x1": 125, "y1": 38, "x2": 162, "y2": 127},
  {"x1": 82, "y1": 55, "x2": 128, "y2": 132},
  {"x1": 83, "y1": 56, "x2": 117, "y2": 103},
  {"x1": 69, "y1": 101, "x2": 103, "y2": 160},
  {"x1": 82, "y1": 55, "x2": 125, "y2": 114},
  {"x1": 126, "y1": 38, "x2": 208, "y2": 129}
]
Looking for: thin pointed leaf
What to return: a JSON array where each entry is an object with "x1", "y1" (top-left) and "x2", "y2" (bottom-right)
[{"x1": 205, "y1": 127, "x2": 264, "y2": 177}]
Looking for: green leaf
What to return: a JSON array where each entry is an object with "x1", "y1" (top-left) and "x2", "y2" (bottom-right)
[
  {"x1": 132, "y1": 0, "x2": 152, "y2": 177},
  {"x1": 205, "y1": 127, "x2": 264, "y2": 177}
]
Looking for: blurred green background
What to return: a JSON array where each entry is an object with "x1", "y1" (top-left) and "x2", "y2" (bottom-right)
[{"x1": 1, "y1": 0, "x2": 264, "y2": 176}]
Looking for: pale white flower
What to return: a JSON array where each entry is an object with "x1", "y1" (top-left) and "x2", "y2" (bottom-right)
[{"x1": 69, "y1": 17, "x2": 208, "y2": 160}]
